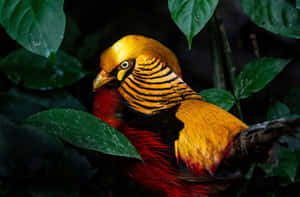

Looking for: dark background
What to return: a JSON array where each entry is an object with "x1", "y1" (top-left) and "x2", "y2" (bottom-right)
[{"x1": 0, "y1": 0, "x2": 299, "y2": 196}]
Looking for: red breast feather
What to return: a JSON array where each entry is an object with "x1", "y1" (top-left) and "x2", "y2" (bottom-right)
[{"x1": 93, "y1": 87, "x2": 209, "y2": 197}]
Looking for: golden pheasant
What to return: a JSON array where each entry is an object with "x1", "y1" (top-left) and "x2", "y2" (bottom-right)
[{"x1": 93, "y1": 35, "x2": 299, "y2": 196}]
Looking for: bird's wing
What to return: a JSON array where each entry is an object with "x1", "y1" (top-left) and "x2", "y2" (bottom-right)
[{"x1": 174, "y1": 99, "x2": 248, "y2": 175}]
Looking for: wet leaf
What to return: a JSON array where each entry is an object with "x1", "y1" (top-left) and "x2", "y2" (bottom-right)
[
  {"x1": 24, "y1": 109, "x2": 141, "y2": 160},
  {"x1": 239, "y1": 0, "x2": 300, "y2": 38},
  {"x1": 0, "y1": 87, "x2": 85, "y2": 121},
  {"x1": 234, "y1": 57, "x2": 291, "y2": 99},
  {"x1": 199, "y1": 88, "x2": 236, "y2": 111},
  {"x1": 0, "y1": 49, "x2": 87, "y2": 90},
  {"x1": 168, "y1": 0, "x2": 219, "y2": 48},
  {"x1": 0, "y1": 0, "x2": 66, "y2": 57}
]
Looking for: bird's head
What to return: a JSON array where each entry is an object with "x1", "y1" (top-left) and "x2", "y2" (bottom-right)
[{"x1": 93, "y1": 35, "x2": 181, "y2": 91}]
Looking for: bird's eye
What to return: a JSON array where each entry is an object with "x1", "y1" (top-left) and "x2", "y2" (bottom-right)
[{"x1": 120, "y1": 61, "x2": 129, "y2": 69}]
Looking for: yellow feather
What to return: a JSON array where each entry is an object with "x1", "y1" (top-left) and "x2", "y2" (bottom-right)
[
  {"x1": 99, "y1": 35, "x2": 182, "y2": 77},
  {"x1": 175, "y1": 100, "x2": 248, "y2": 174}
]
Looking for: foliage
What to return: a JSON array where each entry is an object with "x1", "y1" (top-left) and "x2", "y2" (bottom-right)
[
  {"x1": 0, "y1": 49, "x2": 87, "y2": 90},
  {"x1": 24, "y1": 109, "x2": 141, "y2": 160},
  {"x1": 199, "y1": 88, "x2": 235, "y2": 111},
  {"x1": 234, "y1": 58, "x2": 290, "y2": 99},
  {"x1": 0, "y1": 0, "x2": 66, "y2": 58},
  {"x1": 0, "y1": 0, "x2": 299, "y2": 196},
  {"x1": 168, "y1": 0, "x2": 219, "y2": 48},
  {"x1": 239, "y1": 0, "x2": 300, "y2": 39}
]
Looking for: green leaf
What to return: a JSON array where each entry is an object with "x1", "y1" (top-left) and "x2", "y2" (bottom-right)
[
  {"x1": 280, "y1": 129, "x2": 300, "y2": 152},
  {"x1": 245, "y1": 164, "x2": 256, "y2": 180},
  {"x1": 24, "y1": 109, "x2": 141, "y2": 160},
  {"x1": 259, "y1": 146, "x2": 298, "y2": 182},
  {"x1": 0, "y1": 87, "x2": 85, "y2": 121},
  {"x1": 284, "y1": 85, "x2": 300, "y2": 115},
  {"x1": 199, "y1": 88, "x2": 236, "y2": 111},
  {"x1": 239, "y1": 0, "x2": 300, "y2": 39},
  {"x1": 0, "y1": 49, "x2": 87, "y2": 90},
  {"x1": 277, "y1": 147, "x2": 298, "y2": 182},
  {"x1": 0, "y1": 0, "x2": 66, "y2": 58},
  {"x1": 297, "y1": 0, "x2": 300, "y2": 10},
  {"x1": 267, "y1": 101, "x2": 291, "y2": 120},
  {"x1": 234, "y1": 57, "x2": 291, "y2": 99},
  {"x1": 168, "y1": 0, "x2": 219, "y2": 48}
]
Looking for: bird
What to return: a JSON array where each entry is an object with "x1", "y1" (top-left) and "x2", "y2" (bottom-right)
[{"x1": 93, "y1": 35, "x2": 300, "y2": 197}]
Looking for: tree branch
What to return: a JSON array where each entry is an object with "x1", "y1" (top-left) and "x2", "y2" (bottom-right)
[{"x1": 224, "y1": 118, "x2": 300, "y2": 166}]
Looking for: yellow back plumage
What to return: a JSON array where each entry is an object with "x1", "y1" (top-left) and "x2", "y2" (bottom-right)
[{"x1": 175, "y1": 100, "x2": 248, "y2": 174}]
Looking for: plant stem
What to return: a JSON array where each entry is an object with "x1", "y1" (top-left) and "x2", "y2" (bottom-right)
[
  {"x1": 250, "y1": 33, "x2": 260, "y2": 58},
  {"x1": 235, "y1": 99, "x2": 244, "y2": 121},
  {"x1": 215, "y1": 9, "x2": 236, "y2": 90},
  {"x1": 209, "y1": 8, "x2": 244, "y2": 120},
  {"x1": 208, "y1": 15, "x2": 226, "y2": 89}
]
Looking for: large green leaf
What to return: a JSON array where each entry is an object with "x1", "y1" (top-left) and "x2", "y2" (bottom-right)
[
  {"x1": 24, "y1": 109, "x2": 141, "y2": 160},
  {"x1": 168, "y1": 0, "x2": 219, "y2": 48},
  {"x1": 0, "y1": 87, "x2": 85, "y2": 121},
  {"x1": 0, "y1": 49, "x2": 87, "y2": 90},
  {"x1": 0, "y1": 0, "x2": 66, "y2": 58},
  {"x1": 199, "y1": 88, "x2": 236, "y2": 111},
  {"x1": 239, "y1": 0, "x2": 300, "y2": 38},
  {"x1": 234, "y1": 57, "x2": 291, "y2": 99}
]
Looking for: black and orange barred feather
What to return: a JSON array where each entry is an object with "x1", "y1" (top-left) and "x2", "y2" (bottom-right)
[{"x1": 119, "y1": 55, "x2": 201, "y2": 115}]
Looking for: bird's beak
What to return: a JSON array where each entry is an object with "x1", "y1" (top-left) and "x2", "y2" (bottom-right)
[{"x1": 93, "y1": 70, "x2": 115, "y2": 92}]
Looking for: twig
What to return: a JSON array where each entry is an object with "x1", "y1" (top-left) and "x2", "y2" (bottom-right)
[
  {"x1": 215, "y1": 9, "x2": 236, "y2": 88},
  {"x1": 208, "y1": 15, "x2": 226, "y2": 89},
  {"x1": 225, "y1": 118, "x2": 300, "y2": 165},
  {"x1": 209, "y1": 8, "x2": 243, "y2": 119},
  {"x1": 250, "y1": 33, "x2": 260, "y2": 58}
]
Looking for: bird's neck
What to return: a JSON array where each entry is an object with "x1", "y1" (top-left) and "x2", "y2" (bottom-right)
[{"x1": 118, "y1": 60, "x2": 202, "y2": 116}]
